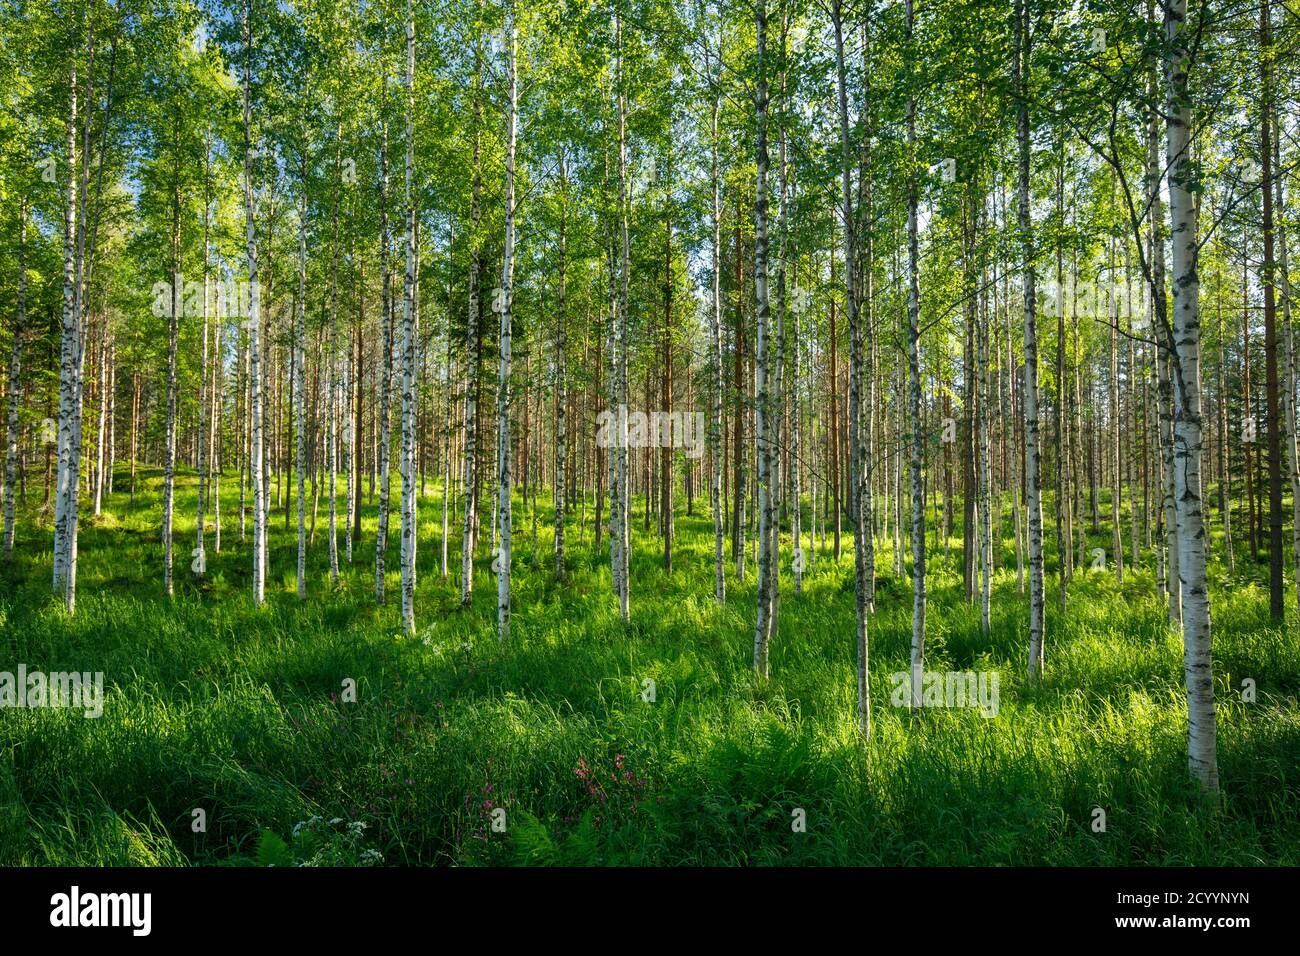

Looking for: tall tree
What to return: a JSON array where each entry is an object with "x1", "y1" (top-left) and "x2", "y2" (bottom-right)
[{"x1": 1164, "y1": 0, "x2": 1218, "y2": 794}]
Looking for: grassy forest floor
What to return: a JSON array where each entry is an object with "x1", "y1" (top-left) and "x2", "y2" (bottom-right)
[{"x1": 1, "y1": 466, "x2": 1297, "y2": 865}]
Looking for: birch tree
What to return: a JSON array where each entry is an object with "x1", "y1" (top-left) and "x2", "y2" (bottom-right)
[
  {"x1": 1164, "y1": 0, "x2": 1218, "y2": 794},
  {"x1": 460, "y1": 40, "x2": 483, "y2": 609},
  {"x1": 398, "y1": 0, "x2": 417, "y2": 634},
  {"x1": 904, "y1": 0, "x2": 926, "y2": 710},
  {"x1": 296, "y1": 132, "x2": 309, "y2": 600},
  {"x1": 1016, "y1": 0, "x2": 1045, "y2": 681},
  {"x1": 833, "y1": 0, "x2": 870, "y2": 736},
  {"x1": 753, "y1": 0, "x2": 774, "y2": 676},
  {"x1": 243, "y1": 0, "x2": 266, "y2": 606},
  {"x1": 52, "y1": 64, "x2": 79, "y2": 603},
  {"x1": 495, "y1": 14, "x2": 519, "y2": 643},
  {"x1": 705, "y1": 2, "x2": 725, "y2": 605}
]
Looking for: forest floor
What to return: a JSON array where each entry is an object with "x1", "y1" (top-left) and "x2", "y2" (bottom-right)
[{"x1": 1, "y1": 467, "x2": 1297, "y2": 865}]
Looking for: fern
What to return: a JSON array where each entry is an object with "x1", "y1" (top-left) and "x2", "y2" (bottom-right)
[
  {"x1": 560, "y1": 810, "x2": 600, "y2": 866},
  {"x1": 255, "y1": 829, "x2": 294, "y2": 868},
  {"x1": 511, "y1": 811, "x2": 559, "y2": 866},
  {"x1": 511, "y1": 810, "x2": 603, "y2": 866}
]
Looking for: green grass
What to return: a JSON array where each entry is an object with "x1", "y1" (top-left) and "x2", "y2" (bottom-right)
[{"x1": 0, "y1": 466, "x2": 1296, "y2": 865}]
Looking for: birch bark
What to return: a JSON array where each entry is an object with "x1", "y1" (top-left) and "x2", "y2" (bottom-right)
[{"x1": 1165, "y1": 0, "x2": 1219, "y2": 793}]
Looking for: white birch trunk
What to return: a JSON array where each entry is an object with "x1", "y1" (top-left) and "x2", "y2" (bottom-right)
[
  {"x1": 195, "y1": 134, "x2": 212, "y2": 572},
  {"x1": 495, "y1": 18, "x2": 518, "y2": 643},
  {"x1": 64, "y1": 38, "x2": 95, "y2": 614},
  {"x1": 399, "y1": 0, "x2": 417, "y2": 634},
  {"x1": 905, "y1": 0, "x2": 926, "y2": 711},
  {"x1": 614, "y1": 19, "x2": 631, "y2": 622},
  {"x1": 296, "y1": 144, "x2": 308, "y2": 600},
  {"x1": 707, "y1": 19, "x2": 725, "y2": 604},
  {"x1": 1271, "y1": 106, "x2": 1300, "y2": 616},
  {"x1": 554, "y1": 151, "x2": 568, "y2": 580},
  {"x1": 1017, "y1": 0, "x2": 1046, "y2": 681},
  {"x1": 1147, "y1": 42, "x2": 1179, "y2": 624},
  {"x1": 1165, "y1": 0, "x2": 1219, "y2": 793},
  {"x1": 327, "y1": 142, "x2": 341, "y2": 588},
  {"x1": 162, "y1": 186, "x2": 179, "y2": 598},
  {"x1": 243, "y1": 0, "x2": 266, "y2": 606},
  {"x1": 376, "y1": 109, "x2": 394, "y2": 603},
  {"x1": 52, "y1": 65, "x2": 78, "y2": 596},
  {"x1": 459, "y1": 54, "x2": 482, "y2": 608},
  {"x1": 977, "y1": 231, "x2": 992, "y2": 636},
  {"x1": 832, "y1": 0, "x2": 870, "y2": 736},
  {"x1": 753, "y1": 0, "x2": 773, "y2": 677}
]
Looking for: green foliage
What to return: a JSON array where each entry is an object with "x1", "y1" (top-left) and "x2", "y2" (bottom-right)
[
  {"x1": 511, "y1": 809, "x2": 599, "y2": 866},
  {"x1": 0, "y1": 468, "x2": 1296, "y2": 866},
  {"x1": 254, "y1": 828, "x2": 292, "y2": 867}
]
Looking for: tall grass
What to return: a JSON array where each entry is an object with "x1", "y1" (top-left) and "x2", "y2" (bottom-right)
[{"x1": 0, "y1": 467, "x2": 1295, "y2": 865}]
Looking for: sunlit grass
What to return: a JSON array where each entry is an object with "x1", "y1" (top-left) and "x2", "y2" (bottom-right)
[{"x1": 0, "y1": 466, "x2": 1296, "y2": 865}]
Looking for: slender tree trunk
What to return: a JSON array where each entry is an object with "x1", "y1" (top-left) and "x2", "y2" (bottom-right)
[
  {"x1": 555, "y1": 150, "x2": 569, "y2": 580},
  {"x1": 53, "y1": 63, "x2": 79, "y2": 598},
  {"x1": 92, "y1": 317, "x2": 107, "y2": 518},
  {"x1": 162, "y1": 149, "x2": 180, "y2": 598},
  {"x1": 195, "y1": 135, "x2": 212, "y2": 573},
  {"x1": 661, "y1": 187, "x2": 674, "y2": 575},
  {"x1": 1017, "y1": 0, "x2": 1046, "y2": 681},
  {"x1": 1165, "y1": 0, "x2": 1219, "y2": 793},
  {"x1": 327, "y1": 140, "x2": 342, "y2": 588},
  {"x1": 707, "y1": 23, "x2": 725, "y2": 604},
  {"x1": 441, "y1": 321, "x2": 452, "y2": 578},
  {"x1": 733, "y1": 210, "x2": 747, "y2": 580},
  {"x1": 1148, "y1": 30, "x2": 1179, "y2": 623},
  {"x1": 399, "y1": 0, "x2": 417, "y2": 634},
  {"x1": 976, "y1": 195, "x2": 992, "y2": 635},
  {"x1": 63, "y1": 31, "x2": 97, "y2": 614},
  {"x1": 296, "y1": 142, "x2": 309, "y2": 600},
  {"x1": 904, "y1": 0, "x2": 926, "y2": 710},
  {"x1": 1260, "y1": 0, "x2": 1284, "y2": 619},
  {"x1": 753, "y1": 0, "x2": 774, "y2": 677},
  {"x1": 243, "y1": 0, "x2": 266, "y2": 606},
  {"x1": 460, "y1": 49, "x2": 483, "y2": 609},
  {"x1": 1111, "y1": 223, "x2": 1124, "y2": 583},
  {"x1": 1216, "y1": 283, "x2": 1234, "y2": 573},
  {"x1": 614, "y1": 16, "x2": 631, "y2": 622},
  {"x1": 1273, "y1": 103, "x2": 1300, "y2": 616},
  {"x1": 495, "y1": 17, "x2": 519, "y2": 642},
  {"x1": 4, "y1": 198, "x2": 26, "y2": 561},
  {"x1": 833, "y1": 0, "x2": 869, "y2": 736}
]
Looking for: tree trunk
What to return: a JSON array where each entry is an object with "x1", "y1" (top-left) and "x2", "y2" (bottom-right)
[
  {"x1": 4, "y1": 198, "x2": 26, "y2": 561},
  {"x1": 399, "y1": 0, "x2": 417, "y2": 634},
  {"x1": 708, "y1": 24, "x2": 725, "y2": 604},
  {"x1": 495, "y1": 17, "x2": 518, "y2": 643},
  {"x1": 460, "y1": 49, "x2": 483, "y2": 609},
  {"x1": 554, "y1": 150, "x2": 568, "y2": 580},
  {"x1": 833, "y1": 0, "x2": 870, "y2": 737},
  {"x1": 904, "y1": 0, "x2": 927, "y2": 710},
  {"x1": 1260, "y1": 0, "x2": 1284, "y2": 619},
  {"x1": 1017, "y1": 0, "x2": 1046, "y2": 681},
  {"x1": 753, "y1": 0, "x2": 773, "y2": 677},
  {"x1": 243, "y1": 0, "x2": 266, "y2": 606},
  {"x1": 1164, "y1": 0, "x2": 1219, "y2": 793}
]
